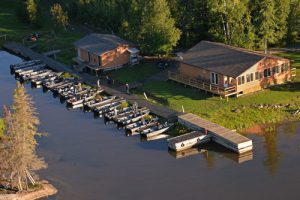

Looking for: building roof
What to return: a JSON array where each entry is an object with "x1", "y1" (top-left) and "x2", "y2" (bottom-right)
[
  {"x1": 74, "y1": 34, "x2": 134, "y2": 55},
  {"x1": 181, "y1": 41, "x2": 287, "y2": 78}
]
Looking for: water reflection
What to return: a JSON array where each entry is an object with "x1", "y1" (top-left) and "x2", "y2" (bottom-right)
[
  {"x1": 168, "y1": 142, "x2": 253, "y2": 166},
  {"x1": 243, "y1": 124, "x2": 283, "y2": 175}
]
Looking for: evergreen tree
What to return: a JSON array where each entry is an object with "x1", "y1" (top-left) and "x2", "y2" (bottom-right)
[
  {"x1": 138, "y1": 0, "x2": 181, "y2": 55},
  {"x1": 253, "y1": 0, "x2": 277, "y2": 51},
  {"x1": 274, "y1": 0, "x2": 290, "y2": 44},
  {"x1": 1, "y1": 83, "x2": 46, "y2": 191},
  {"x1": 168, "y1": 0, "x2": 210, "y2": 47},
  {"x1": 50, "y1": 3, "x2": 69, "y2": 30},
  {"x1": 287, "y1": 0, "x2": 300, "y2": 43}
]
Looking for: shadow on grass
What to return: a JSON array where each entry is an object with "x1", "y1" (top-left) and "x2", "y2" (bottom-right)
[
  {"x1": 142, "y1": 80, "x2": 216, "y2": 103},
  {"x1": 269, "y1": 82, "x2": 300, "y2": 92}
]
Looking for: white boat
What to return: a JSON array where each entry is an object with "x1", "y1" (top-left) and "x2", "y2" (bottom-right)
[
  {"x1": 126, "y1": 118, "x2": 159, "y2": 135},
  {"x1": 21, "y1": 69, "x2": 52, "y2": 81},
  {"x1": 15, "y1": 64, "x2": 45, "y2": 75},
  {"x1": 95, "y1": 99, "x2": 126, "y2": 115},
  {"x1": 85, "y1": 96, "x2": 116, "y2": 111},
  {"x1": 167, "y1": 131, "x2": 211, "y2": 152},
  {"x1": 31, "y1": 73, "x2": 58, "y2": 85},
  {"x1": 140, "y1": 123, "x2": 173, "y2": 138},
  {"x1": 113, "y1": 107, "x2": 148, "y2": 122},
  {"x1": 118, "y1": 110, "x2": 150, "y2": 126},
  {"x1": 105, "y1": 107, "x2": 133, "y2": 121}
]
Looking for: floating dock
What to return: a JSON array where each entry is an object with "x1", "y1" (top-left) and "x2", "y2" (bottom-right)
[{"x1": 177, "y1": 113, "x2": 253, "y2": 154}]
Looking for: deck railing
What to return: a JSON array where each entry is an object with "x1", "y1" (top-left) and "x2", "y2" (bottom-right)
[{"x1": 168, "y1": 71, "x2": 237, "y2": 97}]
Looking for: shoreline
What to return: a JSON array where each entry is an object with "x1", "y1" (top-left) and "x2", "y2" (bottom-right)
[{"x1": 0, "y1": 181, "x2": 57, "y2": 200}]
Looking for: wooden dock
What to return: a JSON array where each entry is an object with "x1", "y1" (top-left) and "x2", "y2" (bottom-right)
[
  {"x1": 178, "y1": 113, "x2": 253, "y2": 154},
  {"x1": 3, "y1": 42, "x2": 179, "y2": 119}
]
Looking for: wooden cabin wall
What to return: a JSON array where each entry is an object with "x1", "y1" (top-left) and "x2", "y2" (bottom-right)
[
  {"x1": 178, "y1": 63, "x2": 226, "y2": 88},
  {"x1": 101, "y1": 46, "x2": 130, "y2": 69},
  {"x1": 236, "y1": 58, "x2": 290, "y2": 94}
]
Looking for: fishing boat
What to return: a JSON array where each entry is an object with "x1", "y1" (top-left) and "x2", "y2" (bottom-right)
[
  {"x1": 31, "y1": 73, "x2": 60, "y2": 86},
  {"x1": 51, "y1": 81, "x2": 74, "y2": 92},
  {"x1": 125, "y1": 118, "x2": 159, "y2": 135},
  {"x1": 117, "y1": 109, "x2": 150, "y2": 126},
  {"x1": 140, "y1": 123, "x2": 173, "y2": 138},
  {"x1": 10, "y1": 60, "x2": 41, "y2": 71},
  {"x1": 60, "y1": 87, "x2": 89, "y2": 99},
  {"x1": 66, "y1": 91, "x2": 101, "y2": 108},
  {"x1": 42, "y1": 77, "x2": 64, "y2": 89},
  {"x1": 15, "y1": 64, "x2": 45, "y2": 76},
  {"x1": 104, "y1": 107, "x2": 133, "y2": 121},
  {"x1": 95, "y1": 99, "x2": 126, "y2": 116},
  {"x1": 21, "y1": 69, "x2": 52, "y2": 81},
  {"x1": 167, "y1": 131, "x2": 211, "y2": 152},
  {"x1": 85, "y1": 96, "x2": 116, "y2": 111}
]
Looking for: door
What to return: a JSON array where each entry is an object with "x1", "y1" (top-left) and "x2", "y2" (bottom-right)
[{"x1": 211, "y1": 72, "x2": 218, "y2": 85}]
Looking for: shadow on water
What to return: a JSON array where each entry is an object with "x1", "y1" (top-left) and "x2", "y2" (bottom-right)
[{"x1": 167, "y1": 142, "x2": 253, "y2": 169}]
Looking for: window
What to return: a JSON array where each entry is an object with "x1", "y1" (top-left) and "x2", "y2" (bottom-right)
[
  {"x1": 250, "y1": 73, "x2": 254, "y2": 81},
  {"x1": 98, "y1": 56, "x2": 102, "y2": 66},
  {"x1": 260, "y1": 72, "x2": 263, "y2": 80},
  {"x1": 246, "y1": 74, "x2": 251, "y2": 82},
  {"x1": 241, "y1": 76, "x2": 245, "y2": 84},
  {"x1": 238, "y1": 77, "x2": 241, "y2": 85},
  {"x1": 264, "y1": 69, "x2": 268, "y2": 78},
  {"x1": 88, "y1": 51, "x2": 91, "y2": 62},
  {"x1": 267, "y1": 68, "x2": 271, "y2": 76},
  {"x1": 211, "y1": 72, "x2": 218, "y2": 84},
  {"x1": 255, "y1": 72, "x2": 259, "y2": 80},
  {"x1": 275, "y1": 66, "x2": 279, "y2": 74},
  {"x1": 272, "y1": 67, "x2": 276, "y2": 75}
]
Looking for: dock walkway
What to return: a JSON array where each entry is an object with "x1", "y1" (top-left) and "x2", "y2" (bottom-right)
[
  {"x1": 178, "y1": 113, "x2": 253, "y2": 154},
  {"x1": 3, "y1": 42, "x2": 179, "y2": 119}
]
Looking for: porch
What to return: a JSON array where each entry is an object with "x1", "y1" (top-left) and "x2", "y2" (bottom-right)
[
  {"x1": 168, "y1": 71, "x2": 237, "y2": 97},
  {"x1": 73, "y1": 57, "x2": 102, "y2": 76}
]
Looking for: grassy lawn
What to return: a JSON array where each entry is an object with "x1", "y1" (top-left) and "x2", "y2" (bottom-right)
[
  {"x1": 0, "y1": 0, "x2": 37, "y2": 45},
  {"x1": 0, "y1": 0, "x2": 83, "y2": 66},
  {"x1": 34, "y1": 31, "x2": 84, "y2": 65},
  {"x1": 141, "y1": 51, "x2": 300, "y2": 131},
  {"x1": 107, "y1": 62, "x2": 161, "y2": 83}
]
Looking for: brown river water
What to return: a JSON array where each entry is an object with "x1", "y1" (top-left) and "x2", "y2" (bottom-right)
[{"x1": 1, "y1": 51, "x2": 300, "y2": 200}]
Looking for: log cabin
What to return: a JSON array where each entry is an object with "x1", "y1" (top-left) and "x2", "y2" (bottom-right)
[
  {"x1": 169, "y1": 41, "x2": 296, "y2": 97},
  {"x1": 74, "y1": 34, "x2": 139, "y2": 75}
]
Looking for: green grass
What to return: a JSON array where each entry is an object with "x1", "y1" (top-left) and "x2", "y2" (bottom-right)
[
  {"x1": 0, "y1": 0, "x2": 83, "y2": 66},
  {"x1": 142, "y1": 80, "x2": 300, "y2": 130},
  {"x1": 107, "y1": 63, "x2": 161, "y2": 83},
  {"x1": 0, "y1": 0, "x2": 37, "y2": 45}
]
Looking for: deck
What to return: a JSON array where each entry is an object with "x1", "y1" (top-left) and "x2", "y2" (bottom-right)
[
  {"x1": 168, "y1": 71, "x2": 237, "y2": 97},
  {"x1": 178, "y1": 113, "x2": 253, "y2": 154}
]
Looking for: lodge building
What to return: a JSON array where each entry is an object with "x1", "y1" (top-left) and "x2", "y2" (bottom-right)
[
  {"x1": 74, "y1": 34, "x2": 139, "y2": 75},
  {"x1": 169, "y1": 41, "x2": 296, "y2": 97}
]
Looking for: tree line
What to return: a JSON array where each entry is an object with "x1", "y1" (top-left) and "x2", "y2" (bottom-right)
[{"x1": 17, "y1": 0, "x2": 300, "y2": 55}]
